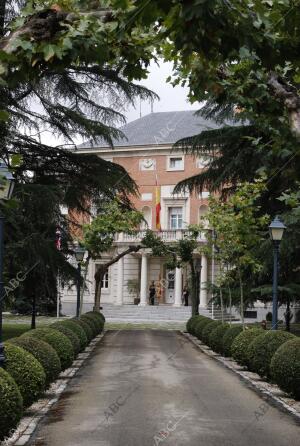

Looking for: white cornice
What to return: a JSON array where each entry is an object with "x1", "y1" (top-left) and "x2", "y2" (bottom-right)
[{"x1": 75, "y1": 144, "x2": 184, "y2": 157}]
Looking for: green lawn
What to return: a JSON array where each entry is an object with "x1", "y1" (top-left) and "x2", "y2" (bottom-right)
[
  {"x1": 2, "y1": 315, "x2": 58, "y2": 341},
  {"x1": 2, "y1": 323, "x2": 32, "y2": 341},
  {"x1": 260, "y1": 322, "x2": 300, "y2": 336}
]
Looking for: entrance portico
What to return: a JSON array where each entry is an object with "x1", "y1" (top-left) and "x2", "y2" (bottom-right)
[{"x1": 113, "y1": 246, "x2": 209, "y2": 308}]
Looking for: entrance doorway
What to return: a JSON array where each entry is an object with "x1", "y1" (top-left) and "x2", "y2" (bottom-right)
[{"x1": 165, "y1": 270, "x2": 175, "y2": 304}]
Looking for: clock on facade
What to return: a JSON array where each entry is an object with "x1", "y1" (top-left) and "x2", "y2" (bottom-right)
[{"x1": 140, "y1": 158, "x2": 155, "y2": 170}]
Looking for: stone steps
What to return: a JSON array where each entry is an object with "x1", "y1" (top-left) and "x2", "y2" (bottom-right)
[
  {"x1": 100, "y1": 304, "x2": 239, "y2": 322},
  {"x1": 200, "y1": 307, "x2": 240, "y2": 322},
  {"x1": 101, "y1": 304, "x2": 192, "y2": 321}
]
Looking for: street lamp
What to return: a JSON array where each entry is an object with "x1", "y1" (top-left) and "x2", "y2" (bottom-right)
[
  {"x1": 194, "y1": 258, "x2": 202, "y2": 315},
  {"x1": 269, "y1": 216, "x2": 286, "y2": 330},
  {"x1": 0, "y1": 163, "x2": 15, "y2": 368},
  {"x1": 74, "y1": 246, "x2": 85, "y2": 318}
]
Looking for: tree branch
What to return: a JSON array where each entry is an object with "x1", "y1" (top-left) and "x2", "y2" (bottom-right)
[
  {"x1": 0, "y1": 7, "x2": 112, "y2": 53},
  {"x1": 267, "y1": 72, "x2": 300, "y2": 139},
  {"x1": 106, "y1": 245, "x2": 142, "y2": 269}
]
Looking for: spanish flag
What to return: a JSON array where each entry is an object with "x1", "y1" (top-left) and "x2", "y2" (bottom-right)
[{"x1": 155, "y1": 175, "x2": 161, "y2": 231}]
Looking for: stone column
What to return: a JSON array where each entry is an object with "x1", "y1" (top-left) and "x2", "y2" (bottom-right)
[
  {"x1": 139, "y1": 252, "x2": 148, "y2": 306},
  {"x1": 199, "y1": 254, "x2": 208, "y2": 308},
  {"x1": 174, "y1": 267, "x2": 182, "y2": 307},
  {"x1": 115, "y1": 256, "x2": 124, "y2": 305}
]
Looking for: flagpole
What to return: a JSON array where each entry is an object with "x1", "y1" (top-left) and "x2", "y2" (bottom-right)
[{"x1": 155, "y1": 174, "x2": 161, "y2": 231}]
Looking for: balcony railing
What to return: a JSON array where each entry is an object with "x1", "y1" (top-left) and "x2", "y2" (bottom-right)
[{"x1": 116, "y1": 230, "x2": 206, "y2": 243}]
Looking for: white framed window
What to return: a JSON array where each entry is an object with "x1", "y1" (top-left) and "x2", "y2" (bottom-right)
[
  {"x1": 198, "y1": 191, "x2": 210, "y2": 199},
  {"x1": 199, "y1": 205, "x2": 209, "y2": 229},
  {"x1": 140, "y1": 206, "x2": 152, "y2": 229},
  {"x1": 141, "y1": 193, "x2": 153, "y2": 201},
  {"x1": 167, "y1": 271, "x2": 175, "y2": 289},
  {"x1": 169, "y1": 207, "x2": 183, "y2": 229},
  {"x1": 167, "y1": 156, "x2": 184, "y2": 171},
  {"x1": 101, "y1": 271, "x2": 109, "y2": 289}
]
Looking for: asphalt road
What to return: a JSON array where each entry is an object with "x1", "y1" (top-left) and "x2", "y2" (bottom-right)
[{"x1": 29, "y1": 330, "x2": 299, "y2": 446}]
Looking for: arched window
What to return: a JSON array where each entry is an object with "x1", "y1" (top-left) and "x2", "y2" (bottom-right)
[{"x1": 141, "y1": 206, "x2": 152, "y2": 229}]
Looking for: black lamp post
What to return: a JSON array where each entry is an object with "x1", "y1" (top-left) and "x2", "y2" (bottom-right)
[
  {"x1": 74, "y1": 246, "x2": 85, "y2": 318},
  {"x1": 0, "y1": 163, "x2": 15, "y2": 368},
  {"x1": 269, "y1": 216, "x2": 286, "y2": 330},
  {"x1": 194, "y1": 258, "x2": 202, "y2": 315}
]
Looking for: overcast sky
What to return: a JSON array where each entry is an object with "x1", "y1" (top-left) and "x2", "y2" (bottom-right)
[{"x1": 124, "y1": 60, "x2": 200, "y2": 123}]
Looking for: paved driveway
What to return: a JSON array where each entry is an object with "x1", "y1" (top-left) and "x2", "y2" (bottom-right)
[{"x1": 29, "y1": 330, "x2": 299, "y2": 446}]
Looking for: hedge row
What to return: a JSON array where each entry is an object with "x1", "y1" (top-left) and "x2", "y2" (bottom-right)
[
  {"x1": 186, "y1": 315, "x2": 300, "y2": 400},
  {"x1": 0, "y1": 311, "x2": 105, "y2": 441}
]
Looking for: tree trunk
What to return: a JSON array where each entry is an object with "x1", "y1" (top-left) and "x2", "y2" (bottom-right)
[
  {"x1": 94, "y1": 266, "x2": 106, "y2": 312},
  {"x1": 190, "y1": 260, "x2": 199, "y2": 316},
  {"x1": 238, "y1": 267, "x2": 245, "y2": 329},
  {"x1": 79, "y1": 255, "x2": 90, "y2": 316},
  {"x1": 0, "y1": 0, "x2": 7, "y2": 36},
  {"x1": 220, "y1": 287, "x2": 224, "y2": 323},
  {"x1": 31, "y1": 293, "x2": 36, "y2": 329},
  {"x1": 285, "y1": 296, "x2": 291, "y2": 332},
  {"x1": 228, "y1": 286, "x2": 232, "y2": 326}
]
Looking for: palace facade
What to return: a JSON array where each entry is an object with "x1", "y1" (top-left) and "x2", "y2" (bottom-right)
[
  {"x1": 61, "y1": 110, "x2": 216, "y2": 313},
  {"x1": 61, "y1": 110, "x2": 297, "y2": 323}
]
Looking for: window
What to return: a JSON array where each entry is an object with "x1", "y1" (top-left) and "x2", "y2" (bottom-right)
[
  {"x1": 141, "y1": 193, "x2": 153, "y2": 201},
  {"x1": 140, "y1": 206, "x2": 152, "y2": 229},
  {"x1": 167, "y1": 156, "x2": 184, "y2": 171},
  {"x1": 167, "y1": 271, "x2": 175, "y2": 289},
  {"x1": 169, "y1": 207, "x2": 183, "y2": 229},
  {"x1": 101, "y1": 271, "x2": 109, "y2": 289},
  {"x1": 199, "y1": 205, "x2": 209, "y2": 228}
]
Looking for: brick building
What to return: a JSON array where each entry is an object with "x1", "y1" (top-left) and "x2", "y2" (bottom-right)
[
  {"x1": 60, "y1": 110, "x2": 299, "y2": 323},
  {"x1": 61, "y1": 110, "x2": 218, "y2": 313}
]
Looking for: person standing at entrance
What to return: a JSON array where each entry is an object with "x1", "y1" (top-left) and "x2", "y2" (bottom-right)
[
  {"x1": 149, "y1": 281, "x2": 156, "y2": 305},
  {"x1": 182, "y1": 286, "x2": 189, "y2": 306}
]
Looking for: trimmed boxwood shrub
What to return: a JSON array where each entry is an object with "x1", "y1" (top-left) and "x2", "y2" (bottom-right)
[
  {"x1": 247, "y1": 330, "x2": 295, "y2": 377},
  {"x1": 51, "y1": 323, "x2": 81, "y2": 355},
  {"x1": 55, "y1": 320, "x2": 87, "y2": 350},
  {"x1": 0, "y1": 368, "x2": 23, "y2": 441},
  {"x1": 202, "y1": 321, "x2": 222, "y2": 345},
  {"x1": 85, "y1": 311, "x2": 105, "y2": 324},
  {"x1": 222, "y1": 325, "x2": 243, "y2": 357},
  {"x1": 186, "y1": 316, "x2": 196, "y2": 334},
  {"x1": 194, "y1": 317, "x2": 213, "y2": 341},
  {"x1": 80, "y1": 314, "x2": 101, "y2": 336},
  {"x1": 231, "y1": 328, "x2": 263, "y2": 366},
  {"x1": 208, "y1": 323, "x2": 230, "y2": 353},
  {"x1": 9, "y1": 337, "x2": 61, "y2": 386},
  {"x1": 23, "y1": 328, "x2": 74, "y2": 370},
  {"x1": 72, "y1": 318, "x2": 93, "y2": 341},
  {"x1": 187, "y1": 315, "x2": 205, "y2": 335},
  {"x1": 4, "y1": 343, "x2": 46, "y2": 407},
  {"x1": 270, "y1": 338, "x2": 300, "y2": 400}
]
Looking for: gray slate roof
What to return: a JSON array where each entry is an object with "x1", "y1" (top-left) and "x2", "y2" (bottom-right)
[{"x1": 78, "y1": 110, "x2": 220, "y2": 149}]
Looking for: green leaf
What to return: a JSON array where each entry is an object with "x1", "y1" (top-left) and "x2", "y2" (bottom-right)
[
  {"x1": 11, "y1": 154, "x2": 23, "y2": 167},
  {"x1": 0, "y1": 110, "x2": 9, "y2": 121},
  {"x1": 43, "y1": 45, "x2": 56, "y2": 62}
]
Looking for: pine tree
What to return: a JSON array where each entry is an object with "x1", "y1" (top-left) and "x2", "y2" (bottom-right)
[{"x1": 0, "y1": 0, "x2": 156, "y2": 312}]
